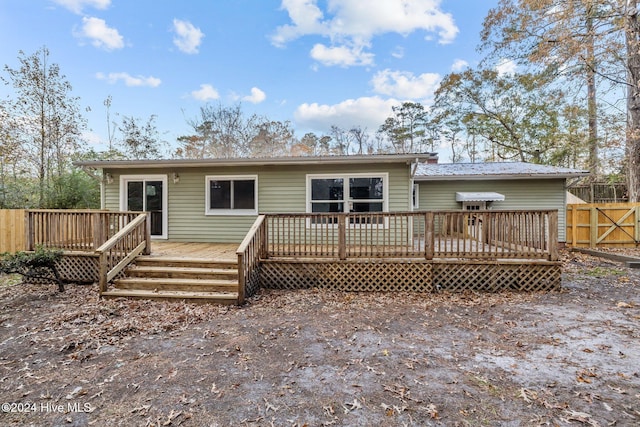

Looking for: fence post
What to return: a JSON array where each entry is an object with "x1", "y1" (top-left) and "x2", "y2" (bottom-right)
[
  {"x1": 25, "y1": 210, "x2": 34, "y2": 251},
  {"x1": 548, "y1": 211, "x2": 559, "y2": 261},
  {"x1": 636, "y1": 206, "x2": 640, "y2": 244},
  {"x1": 424, "y1": 211, "x2": 434, "y2": 260},
  {"x1": 570, "y1": 204, "x2": 578, "y2": 248},
  {"x1": 338, "y1": 214, "x2": 346, "y2": 260},
  {"x1": 589, "y1": 207, "x2": 598, "y2": 248}
]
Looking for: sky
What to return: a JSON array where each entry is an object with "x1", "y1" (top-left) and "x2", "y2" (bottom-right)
[{"x1": 0, "y1": 0, "x2": 500, "y2": 157}]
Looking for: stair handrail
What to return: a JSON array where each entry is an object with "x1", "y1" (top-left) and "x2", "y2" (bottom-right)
[
  {"x1": 236, "y1": 215, "x2": 266, "y2": 304},
  {"x1": 96, "y1": 213, "x2": 151, "y2": 294}
]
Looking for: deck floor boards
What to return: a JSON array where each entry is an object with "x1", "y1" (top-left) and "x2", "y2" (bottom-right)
[{"x1": 149, "y1": 242, "x2": 237, "y2": 260}]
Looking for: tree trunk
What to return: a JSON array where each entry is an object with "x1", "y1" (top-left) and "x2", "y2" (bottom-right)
[
  {"x1": 627, "y1": 0, "x2": 640, "y2": 202},
  {"x1": 586, "y1": 6, "x2": 600, "y2": 179}
]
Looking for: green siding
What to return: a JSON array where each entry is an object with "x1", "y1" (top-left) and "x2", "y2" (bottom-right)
[
  {"x1": 103, "y1": 163, "x2": 411, "y2": 243},
  {"x1": 416, "y1": 179, "x2": 568, "y2": 241}
]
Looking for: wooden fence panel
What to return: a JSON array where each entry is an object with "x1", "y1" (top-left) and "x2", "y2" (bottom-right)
[
  {"x1": 0, "y1": 209, "x2": 26, "y2": 253},
  {"x1": 567, "y1": 203, "x2": 640, "y2": 248}
]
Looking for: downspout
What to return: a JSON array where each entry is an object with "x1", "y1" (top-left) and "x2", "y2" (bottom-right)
[
  {"x1": 410, "y1": 158, "x2": 420, "y2": 211},
  {"x1": 411, "y1": 157, "x2": 420, "y2": 179}
]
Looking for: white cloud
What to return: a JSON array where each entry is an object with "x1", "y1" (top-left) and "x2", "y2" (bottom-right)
[
  {"x1": 242, "y1": 87, "x2": 266, "y2": 104},
  {"x1": 451, "y1": 59, "x2": 469, "y2": 72},
  {"x1": 271, "y1": 0, "x2": 327, "y2": 48},
  {"x1": 496, "y1": 58, "x2": 518, "y2": 76},
  {"x1": 272, "y1": 0, "x2": 458, "y2": 67},
  {"x1": 52, "y1": 0, "x2": 110, "y2": 14},
  {"x1": 391, "y1": 46, "x2": 404, "y2": 59},
  {"x1": 82, "y1": 130, "x2": 106, "y2": 146},
  {"x1": 172, "y1": 19, "x2": 204, "y2": 54},
  {"x1": 76, "y1": 17, "x2": 124, "y2": 50},
  {"x1": 310, "y1": 43, "x2": 374, "y2": 67},
  {"x1": 191, "y1": 84, "x2": 220, "y2": 101},
  {"x1": 294, "y1": 96, "x2": 399, "y2": 132},
  {"x1": 96, "y1": 72, "x2": 161, "y2": 87},
  {"x1": 371, "y1": 69, "x2": 440, "y2": 100}
]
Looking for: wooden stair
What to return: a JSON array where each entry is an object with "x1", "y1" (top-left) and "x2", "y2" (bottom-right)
[{"x1": 101, "y1": 256, "x2": 239, "y2": 304}]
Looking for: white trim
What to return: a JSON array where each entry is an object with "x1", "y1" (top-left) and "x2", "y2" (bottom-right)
[
  {"x1": 306, "y1": 173, "x2": 389, "y2": 214},
  {"x1": 305, "y1": 173, "x2": 389, "y2": 228},
  {"x1": 119, "y1": 174, "x2": 168, "y2": 240},
  {"x1": 205, "y1": 175, "x2": 258, "y2": 216}
]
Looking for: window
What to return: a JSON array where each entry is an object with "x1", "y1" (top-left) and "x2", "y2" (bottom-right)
[
  {"x1": 462, "y1": 202, "x2": 486, "y2": 211},
  {"x1": 205, "y1": 176, "x2": 257, "y2": 215},
  {"x1": 307, "y1": 173, "x2": 387, "y2": 224}
]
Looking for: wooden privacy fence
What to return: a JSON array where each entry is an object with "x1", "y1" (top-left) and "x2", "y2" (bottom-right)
[
  {"x1": 567, "y1": 203, "x2": 640, "y2": 248},
  {"x1": 0, "y1": 209, "x2": 26, "y2": 253},
  {"x1": 264, "y1": 210, "x2": 558, "y2": 261}
]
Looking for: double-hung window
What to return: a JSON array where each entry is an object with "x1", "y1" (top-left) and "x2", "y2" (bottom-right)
[
  {"x1": 205, "y1": 175, "x2": 257, "y2": 215},
  {"x1": 307, "y1": 173, "x2": 387, "y2": 225}
]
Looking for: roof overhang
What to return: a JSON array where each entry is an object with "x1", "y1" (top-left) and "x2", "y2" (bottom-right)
[
  {"x1": 74, "y1": 153, "x2": 438, "y2": 170},
  {"x1": 416, "y1": 173, "x2": 588, "y2": 181},
  {"x1": 455, "y1": 192, "x2": 505, "y2": 202}
]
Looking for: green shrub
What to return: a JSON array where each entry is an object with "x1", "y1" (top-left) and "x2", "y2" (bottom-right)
[{"x1": 0, "y1": 247, "x2": 64, "y2": 292}]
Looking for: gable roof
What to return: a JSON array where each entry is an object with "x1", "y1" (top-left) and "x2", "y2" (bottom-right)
[
  {"x1": 75, "y1": 153, "x2": 438, "y2": 169},
  {"x1": 414, "y1": 162, "x2": 589, "y2": 181}
]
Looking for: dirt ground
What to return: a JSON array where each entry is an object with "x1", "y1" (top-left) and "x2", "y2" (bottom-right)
[{"x1": 0, "y1": 250, "x2": 639, "y2": 427}]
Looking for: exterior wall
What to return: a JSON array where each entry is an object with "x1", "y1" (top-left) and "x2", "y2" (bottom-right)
[
  {"x1": 104, "y1": 163, "x2": 411, "y2": 243},
  {"x1": 416, "y1": 179, "x2": 568, "y2": 242}
]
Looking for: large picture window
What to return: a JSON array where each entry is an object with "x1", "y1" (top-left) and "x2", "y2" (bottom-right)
[
  {"x1": 307, "y1": 173, "x2": 387, "y2": 224},
  {"x1": 205, "y1": 176, "x2": 257, "y2": 215}
]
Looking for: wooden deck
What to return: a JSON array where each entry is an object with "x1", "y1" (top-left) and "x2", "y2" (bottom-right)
[
  {"x1": 149, "y1": 241, "x2": 238, "y2": 260},
  {"x1": 20, "y1": 210, "x2": 562, "y2": 304}
]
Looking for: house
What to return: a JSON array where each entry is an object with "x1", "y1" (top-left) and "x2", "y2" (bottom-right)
[
  {"x1": 413, "y1": 162, "x2": 589, "y2": 244},
  {"x1": 75, "y1": 154, "x2": 587, "y2": 244},
  {"x1": 59, "y1": 154, "x2": 589, "y2": 302}
]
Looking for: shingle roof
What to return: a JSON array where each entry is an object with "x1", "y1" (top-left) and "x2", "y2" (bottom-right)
[{"x1": 414, "y1": 162, "x2": 588, "y2": 180}]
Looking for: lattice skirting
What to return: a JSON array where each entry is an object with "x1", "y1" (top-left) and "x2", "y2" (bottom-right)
[
  {"x1": 260, "y1": 260, "x2": 561, "y2": 293},
  {"x1": 432, "y1": 260, "x2": 561, "y2": 292},
  {"x1": 261, "y1": 260, "x2": 433, "y2": 292},
  {"x1": 23, "y1": 253, "x2": 99, "y2": 284}
]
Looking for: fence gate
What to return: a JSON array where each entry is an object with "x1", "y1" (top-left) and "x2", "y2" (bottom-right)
[
  {"x1": 567, "y1": 203, "x2": 640, "y2": 248},
  {"x1": 0, "y1": 209, "x2": 26, "y2": 253}
]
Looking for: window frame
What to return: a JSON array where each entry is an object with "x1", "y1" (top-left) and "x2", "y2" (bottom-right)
[
  {"x1": 205, "y1": 175, "x2": 258, "y2": 216},
  {"x1": 306, "y1": 173, "x2": 389, "y2": 227}
]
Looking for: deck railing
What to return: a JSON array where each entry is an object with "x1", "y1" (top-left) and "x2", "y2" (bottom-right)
[
  {"x1": 26, "y1": 209, "x2": 141, "y2": 251},
  {"x1": 264, "y1": 210, "x2": 558, "y2": 261},
  {"x1": 236, "y1": 215, "x2": 266, "y2": 304},
  {"x1": 96, "y1": 213, "x2": 150, "y2": 294}
]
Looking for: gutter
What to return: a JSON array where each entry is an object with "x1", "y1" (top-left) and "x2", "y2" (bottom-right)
[{"x1": 414, "y1": 173, "x2": 590, "y2": 181}]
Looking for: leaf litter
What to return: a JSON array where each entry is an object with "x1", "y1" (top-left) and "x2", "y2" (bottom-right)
[{"x1": 0, "y1": 249, "x2": 639, "y2": 425}]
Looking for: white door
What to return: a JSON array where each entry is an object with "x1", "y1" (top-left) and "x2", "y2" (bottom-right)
[{"x1": 120, "y1": 175, "x2": 168, "y2": 239}]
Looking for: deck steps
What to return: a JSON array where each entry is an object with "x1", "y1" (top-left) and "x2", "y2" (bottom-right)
[
  {"x1": 100, "y1": 289, "x2": 238, "y2": 305},
  {"x1": 104, "y1": 256, "x2": 240, "y2": 304},
  {"x1": 125, "y1": 265, "x2": 238, "y2": 280},
  {"x1": 134, "y1": 256, "x2": 237, "y2": 269}
]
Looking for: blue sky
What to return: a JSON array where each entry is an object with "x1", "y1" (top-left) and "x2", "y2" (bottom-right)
[{"x1": 0, "y1": 0, "x2": 499, "y2": 156}]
